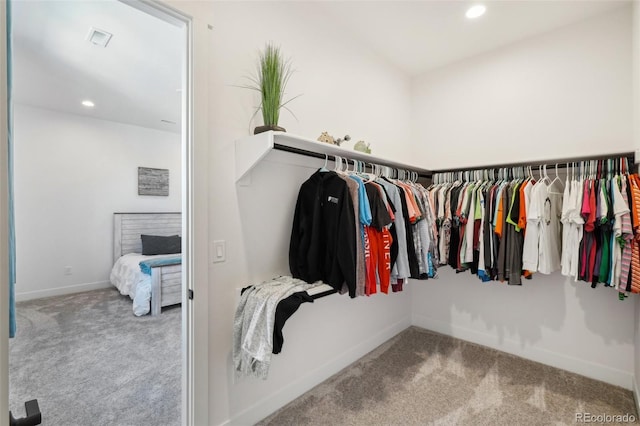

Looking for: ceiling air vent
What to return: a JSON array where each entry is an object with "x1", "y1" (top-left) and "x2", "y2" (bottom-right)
[{"x1": 86, "y1": 27, "x2": 113, "y2": 48}]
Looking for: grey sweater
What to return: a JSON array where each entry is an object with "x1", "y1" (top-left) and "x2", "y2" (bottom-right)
[{"x1": 233, "y1": 276, "x2": 323, "y2": 379}]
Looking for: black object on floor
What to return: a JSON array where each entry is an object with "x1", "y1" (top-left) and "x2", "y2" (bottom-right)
[{"x1": 10, "y1": 399, "x2": 41, "y2": 426}]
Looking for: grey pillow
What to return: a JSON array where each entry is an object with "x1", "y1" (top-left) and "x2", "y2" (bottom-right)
[{"x1": 141, "y1": 234, "x2": 181, "y2": 255}]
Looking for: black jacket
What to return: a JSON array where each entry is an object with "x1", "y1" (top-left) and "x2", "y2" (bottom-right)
[{"x1": 289, "y1": 170, "x2": 357, "y2": 297}]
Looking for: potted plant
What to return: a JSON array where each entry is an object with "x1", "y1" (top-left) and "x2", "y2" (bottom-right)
[{"x1": 244, "y1": 43, "x2": 299, "y2": 135}]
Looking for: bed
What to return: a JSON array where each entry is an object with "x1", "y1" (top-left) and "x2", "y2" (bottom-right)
[{"x1": 110, "y1": 212, "x2": 182, "y2": 316}]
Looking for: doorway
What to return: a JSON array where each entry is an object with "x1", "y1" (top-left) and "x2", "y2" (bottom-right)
[{"x1": 6, "y1": 0, "x2": 194, "y2": 424}]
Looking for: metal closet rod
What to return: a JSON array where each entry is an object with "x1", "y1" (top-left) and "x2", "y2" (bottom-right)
[
  {"x1": 273, "y1": 143, "x2": 432, "y2": 179},
  {"x1": 430, "y1": 151, "x2": 636, "y2": 175}
]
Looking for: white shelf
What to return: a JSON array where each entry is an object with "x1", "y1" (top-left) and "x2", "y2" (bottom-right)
[{"x1": 235, "y1": 131, "x2": 431, "y2": 182}]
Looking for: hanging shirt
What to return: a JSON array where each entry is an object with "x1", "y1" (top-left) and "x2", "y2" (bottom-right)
[
  {"x1": 365, "y1": 182, "x2": 393, "y2": 293},
  {"x1": 538, "y1": 179, "x2": 563, "y2": 274},
  {"x1": 289, "y1": 170, "x2": 357, "y2": 297},
  {"x1": 628, "y1": 175, "x2": 640, "y2": 293},
  {"x1": 462, "y1": 183, "x2": 478, "y2": 264},
  {"x1": 522, "y1": 181, "x2": 543, "y2": 272},
  {"x1": 347, "y1": 174, "x2": 373, "y2": 294},
  {"x1": 560, "y1": 177, "x2": 572, "y2": 276},
  {"x1": 610, "y1": 177, "x2": 629, "y2": 290},
  {"x1": 517, "y1": 180, "x2": 531, "y2": 232},
  {"x1": 578, "y1": 180, "x2": 591, "y2": 281},
  {"x1": 378, "y1": 178, "x2": 411, "y2": 284},
  {"x1": 597, "y1": 179, "x2": 612, "y2": 285},
  {"x1": 477, "y1": 187, "x2": 491, "y2": 282},
  {"x1": 569, "y1": 179, "x2": 585, "y2": 281},
  {"x1": 348, "y1": 175, "x2": 372, "y2": 227},
  {"x1": 338, "y1": 175, "x2": 366, "y2": 296},
  {"x1": 619, "y1": 175, "x2": 633, "y2": 292}
]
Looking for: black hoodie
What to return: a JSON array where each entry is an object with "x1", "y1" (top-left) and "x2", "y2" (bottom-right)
[{"x1": 289, "y1": 170, "x2": 357, "y2": 297}]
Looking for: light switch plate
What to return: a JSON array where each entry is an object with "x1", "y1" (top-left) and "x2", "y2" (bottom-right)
[{"x1": 212, "y1": 240, "x2": 226, "y2": 263}]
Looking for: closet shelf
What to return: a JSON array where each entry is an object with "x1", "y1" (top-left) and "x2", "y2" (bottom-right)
[{"x1": 235, "y1": 131, "x2": 431, "y2": 182}]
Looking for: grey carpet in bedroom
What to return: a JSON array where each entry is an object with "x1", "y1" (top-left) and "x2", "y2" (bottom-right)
[
  {"x1": 9, "y1": 288, "x2": 181, "y2": 426},
  {"x1": 259, "y1": 327, "x2": 638, "y2": 426}
]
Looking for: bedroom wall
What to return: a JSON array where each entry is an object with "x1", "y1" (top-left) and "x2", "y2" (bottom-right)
[
  {"x1": 207, "y1": 2, "x2": 414, "y2": 425},
  {"x1": 411, "y1": 7, "x2": 635, "y2": 388},
  {"x1": 13, "y1": 104, "x2": 181, "y2": 300}
]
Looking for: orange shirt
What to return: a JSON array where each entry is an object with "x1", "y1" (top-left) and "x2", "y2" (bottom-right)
[
  {"x1": 495, "y1": 188, "x2": 505, "y2": 238},
  {"x1": 517, "y1": 180, "x2": 529, "y2": 233},
  {"x1": 398, "y1": 182, "x2": 421, "y2": 223}
]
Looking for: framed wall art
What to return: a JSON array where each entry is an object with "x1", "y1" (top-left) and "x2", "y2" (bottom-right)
[{"x1": 138, "y1": 167, "x2": 169, "y2": 196}]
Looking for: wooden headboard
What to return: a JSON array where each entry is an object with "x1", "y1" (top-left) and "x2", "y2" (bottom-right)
[{"x1": 113, "y1": 212, "x2": 182, "y2": 262}]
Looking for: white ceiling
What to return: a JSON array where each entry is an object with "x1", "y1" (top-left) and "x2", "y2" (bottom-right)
[
  {"x1": 10, "y1": 0, "x2": 630, "y2": 132},
  {"x1": 315, "y1": 0, "x2": 630, "y2": 76},
  {"x1": 11, "y1": 0, "x2": 184, "y2": 133}
]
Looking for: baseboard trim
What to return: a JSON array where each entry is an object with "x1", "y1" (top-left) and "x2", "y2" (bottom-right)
[
  {"x1": 412, "y1": 314, "x2": 633, "y2": 390},
  {"x1": 224, "y1": 316, "x2": 411, "y2": 426},
  {"x1": 16, "y1": 281, "x2": 112, "y2": 301}
]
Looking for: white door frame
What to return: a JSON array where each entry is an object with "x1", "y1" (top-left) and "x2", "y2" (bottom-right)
[
  {"x1": 1, "y1": 0, "x2": 210, "y2": 424},
  {"x1": 1, "y1": 0, "x2": 11, "y2": 421}
]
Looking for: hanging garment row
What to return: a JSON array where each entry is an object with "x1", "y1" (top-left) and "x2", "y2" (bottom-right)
[
  {"x1": 235, "y1": 156, "x2": 437, "y2": 379},
  {"x1": 289, "y1": 156, "x2": 438, "y2": 297},
  {"x1": 429, "y1": 157, "x2": 638, "y2": 299}
]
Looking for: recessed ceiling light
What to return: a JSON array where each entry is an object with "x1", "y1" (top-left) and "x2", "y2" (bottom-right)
[
  {"x1": 86, "y1": 27, "x2": 113, "y2": 48},
  {"x1": 82, "y1": 100, "x2": 95, "y2": 108},
  {"x1": 466, "y1": 4, "x2": 486, "y2": 19}
]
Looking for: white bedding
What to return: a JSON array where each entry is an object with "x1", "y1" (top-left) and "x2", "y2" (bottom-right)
[{"x1": 110, "y1": 253, "x2": 177, "y2": 316}]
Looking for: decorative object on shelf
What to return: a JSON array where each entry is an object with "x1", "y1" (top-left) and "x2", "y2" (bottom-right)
[
  {"x1": 317, "y1": 132, "x2": 351, "y2": 146},
  {"x1": 354, "y1": 141, "x2": 371, "y2": 154},
  {"x1": 241, "y1": 42, "x2": 300, "y2": 135},
  {"x1": 335, "y1": 134, "x2": 351, "y2": 146},
  {"x1": 138, "y1": 167, "x2": 169, "y2": 196},
  {"x1": 317, "y1": 131, "x2": 335, "y2": 145}
]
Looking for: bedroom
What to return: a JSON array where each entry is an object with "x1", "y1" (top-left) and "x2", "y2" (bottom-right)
[
  {"x1": 1, "y1": 0, "x2": 640, "y2": 425},
  {"x1": 6, "y1": 1, "x2": 187, "y2": 425}
]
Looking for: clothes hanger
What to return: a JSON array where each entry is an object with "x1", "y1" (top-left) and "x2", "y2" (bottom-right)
[
  {"x1": 572, "y1": 162, "x2": 576, "y2": 182},
  {"x1": 320, "y1": 153, "x2": 329, "y2": 172},
  {"x1": 548, "y1": 163, "x2": 564, "y2": 193}
]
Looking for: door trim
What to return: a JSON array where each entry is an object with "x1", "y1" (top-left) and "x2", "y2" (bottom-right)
[
  {"x1": 1, "y1": 0, "x2": 10, "y2": 420},
  {"x1": 3, "y1": 1, "x2": 209, "y2": 424}
]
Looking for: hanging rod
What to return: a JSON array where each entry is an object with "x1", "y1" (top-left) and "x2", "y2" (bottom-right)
[
  {"x1": 429, "y1": 151, "x2": 635, "y2": 174},
  {"x1": 273, "y1": 143, "x2": 432, "y2": 179}
]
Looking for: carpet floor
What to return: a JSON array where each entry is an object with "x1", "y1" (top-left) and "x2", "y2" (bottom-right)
[
  {"x1": 259, "y1": 327, "x2": 638, "y2": 426},
  {"x1": 9, "y1": 288, "x2": 181, "y2": 426}
]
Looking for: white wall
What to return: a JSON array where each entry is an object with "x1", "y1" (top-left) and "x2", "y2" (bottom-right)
[
  {"x1": 411, "y1": 7, "x2": 636, "y2": 389},
  {"x1": 207, "y1": 2, "x2": 414, "y2": 424},
  {"x1": 412, "y1": 6, "x2": 633, "y2": 170},
  {"x1": 13, "y1": 104, "x2": 181, "y2": 300}
]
